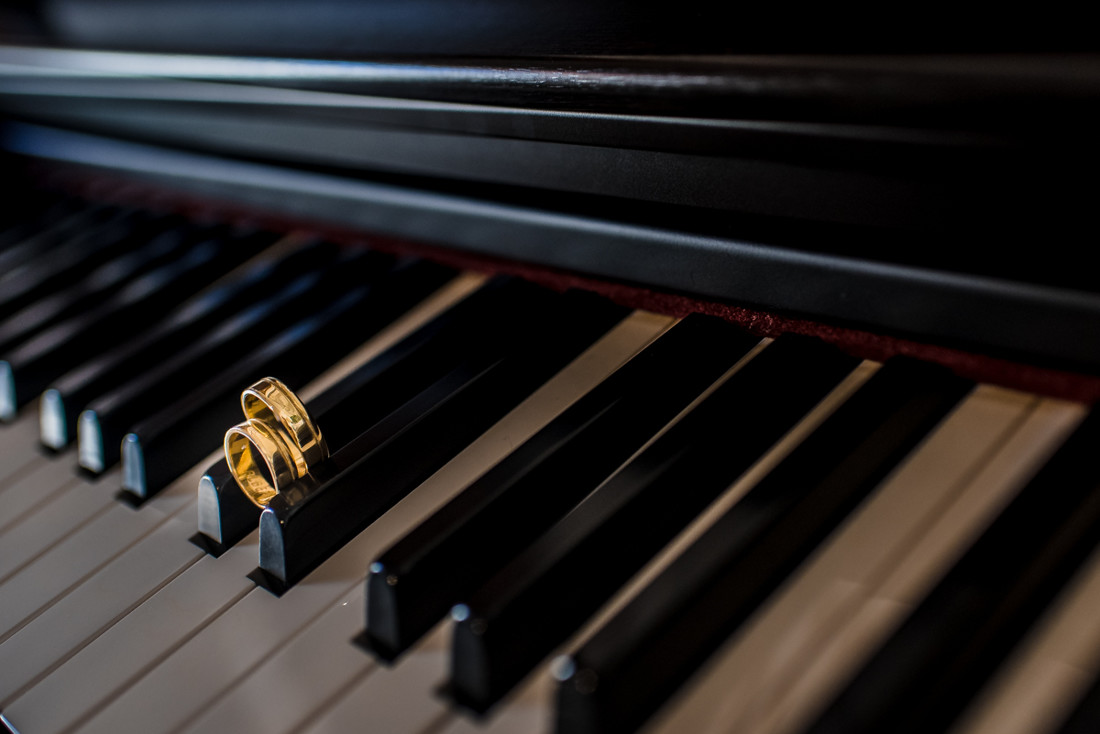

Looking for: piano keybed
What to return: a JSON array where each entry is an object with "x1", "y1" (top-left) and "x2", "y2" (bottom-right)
[{"x1": 2, "y1": 188, "x2": 1100, "y2": 734}]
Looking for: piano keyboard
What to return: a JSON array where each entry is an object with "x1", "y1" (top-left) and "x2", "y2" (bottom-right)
[{"x1": 2, "y1": 188, "x2": 1100, "y2": 734}]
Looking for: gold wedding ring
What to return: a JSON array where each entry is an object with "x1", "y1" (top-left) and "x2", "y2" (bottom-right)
[
  {"x1": 224, "y1": 377, "x2": 328, "y2": 508},
  {"x1": 241, "y1": 377, "x2": 326, "y2": 473}
]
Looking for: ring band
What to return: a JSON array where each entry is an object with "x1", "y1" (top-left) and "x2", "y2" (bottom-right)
[
  {"x1": 225, "y1": 418, "x2": 298, "y2": 507},
  {"x1": 240, "y1": 377, "x2": 327, "y2": 472},
  {"x1": 224, "y1": 377, "x2": 329, "y2": 508}
]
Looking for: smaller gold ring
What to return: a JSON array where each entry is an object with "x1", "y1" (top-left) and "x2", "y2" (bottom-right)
[
  {"x1": 225, "y1": 418, "x2": 300, "y2": 508},
  {"x1": 241, "y1": 377, "x2": 328, "y2": 472}
]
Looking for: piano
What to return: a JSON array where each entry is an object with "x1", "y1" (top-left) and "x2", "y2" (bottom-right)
[{"x1": 1, "y1": 3, "x2": 1100, "y2": 733}]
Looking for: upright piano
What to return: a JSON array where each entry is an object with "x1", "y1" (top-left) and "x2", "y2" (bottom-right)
[{"x1": 1, "y1": 3, "x2": 1100, "y2": 733}]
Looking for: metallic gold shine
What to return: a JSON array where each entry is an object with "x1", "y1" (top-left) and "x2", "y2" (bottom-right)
[{"x1": 223, "y1": 377, "x2": 330, "y2": 508}]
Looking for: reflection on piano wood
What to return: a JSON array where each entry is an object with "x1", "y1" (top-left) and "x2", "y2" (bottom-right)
[{"x1": 1, "y1": 183, "x2": 1100, "y2": 734}]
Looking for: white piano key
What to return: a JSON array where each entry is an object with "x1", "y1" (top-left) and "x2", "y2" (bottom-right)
[
  {"x1": 0, "y1": 272, "x2": 480, "y2": 585},
  {"x1": 1, "y1": 528, "x2": 259, "y2": 734},
  {"x1": 0, "y1": 452, "x2": 205, "y2": 591},
  {"x1": 4, "y1": 275, "x2": 484, "y2": 721},
  {"x1": 0, "y1": 511, "x2": 203, "y2": 705},
  {"x1": 177, "y1": 588, "x2": 375, "y2": 734},
  {"x1": 70, "y1": 310, "x2": 675, "y2": 734},
  {"x1": 0, "y1": 473, "x2": 116, "y2": 583},
  {"x1": 643, "y1": 392, "x2": 1085, "y2": 734},
  {"x1": 0, "y1": 412, "x2": 44, "y2": 483},
  {"x1": 300, "y1": 625, "x2": 452, "y2": 734},
  {"x1": 0, "y1": 409, "x2": 40, "y2": 447},
  {"x1": 439, "y1": 663, "x2": 554, "y2": 734},
  {"x1": 948, "y1": 541, "x2": 1100, "y2": 734},
  {"x1": 0, "y1": 456, "x2": 86, "y2": 535},
  {"x1": 0, "y1": 494, "x2": 181, "y2": 644},
  {"x1": 306, "y1": 353, "x2": 877, "y2": 734},
  {"x1": 73, "y1": 534, "x2": 366, "y2": 734}
]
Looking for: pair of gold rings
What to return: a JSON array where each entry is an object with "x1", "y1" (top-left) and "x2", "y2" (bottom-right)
[{"x1": 224, "y1": 377, "x2": 328, "y2": 508}]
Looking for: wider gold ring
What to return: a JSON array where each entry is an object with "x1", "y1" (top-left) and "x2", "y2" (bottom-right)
[
  {"x1": 240, "y1": 377, "x2": 327, "y2": 473},
  {"x1": 224, "y1": 377, "x2": 329, "y2": 508}
]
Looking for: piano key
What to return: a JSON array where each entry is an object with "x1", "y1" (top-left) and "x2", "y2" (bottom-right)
[
  {"x1": 0, "y1": 221, "x2": 1082, "y2": 734},
  {"x1": 0, "y1": 226, "x2": 275, "y2": 413},
  {"x1": 0, "y1": 459, "x2": 201, "y2": 625},
  {"x1": 465, "y1": 389, "x2": 1070, "y2": 734},
  {"x1": 446, "y1": 336, "x2": 859, "y2": 712},
  {"x1": 555, "y1": 358, "x2": 972, "y2": 734},
  {"x1": 0, "y1": 471, "x2": 173, "y2": 644},
  {"x1": 368, "y1": 314, "x2": 761, "y2": 662},
  {"x1": 1052, "y1": 673, "x2": 1100, "y2": 734},
  {"x1": 299, "y1": 627, "x2": 453, "y2": 734},
  {"x1": 174, "y1": 314, "x2": 674, "y2": 734},
  {"x1": 257, "y1": 288, "x2": 630, "y2": 589},
  {"x1": 0, "y1": 457, "x2": 85, "y2": 539},
  {"x1": 0, "y1": 511, "x2": 204, "y2": 705},
  {"x1": 0, "y1": 412, "x2": 43, "y2": 484},
  {"x1": 195, "y1": 273, "x2": 518, "y2": 551},
  {"x1": 947, "y1": 545, "x2": 1100, "y2": 734},
  {"x1": 77, "y1": 247, "x2": 391, "y2": 473},
  {"x1": 253, "y1": 333, "x2": 568, "y2": 590},
  {"x1": 0, "y1": 215, "x2": 203, "y2": 368},
  {"x1": 800, "y1": 409, "x2": 1100, "y2": 734},
  {"x1": 442, "y1": 665, "x2": 554, "y2": 734},
  {"x1": 120, "y1": 257, "x2": 454, "y2": 500},
  {"x1": 175, "y1": 586, "x2": 375, "y2": 734},
  {"x1": 302, "y1": 276, "x2": 564, "y2": 451},
  {"x1": 644, "y1": 392, "x2": 1083, "y2": 734},
  {"x1": 168, "y1": 273, "x2": 486, "y2": 546},
  {"x1": 0, "y1": 471, "x2": 116, "y2": 585},
  {"x1": 0, "y1": 207, "x2": 164, "y2": 322},
  {"x1": 39, "y1": 236, "x2": 337, "y2": 449},
  {"x1": 0, "y1": 521, "x2": 260, "y2": 734},
  {"x1": 325, "y1": 349, "x2": 877, "y2": 734},
  {"x1": 64, "y1": 310, "x2": 670, "y2": 734},
  {"x1": 0, "y1": 209, "x2": 98, "y2": 274},
  {"x1": 0, "y1": 192, "x2": 55, "y2": 242},
  {"x1": 284, "y1": 272, "x2": 488, "y2": 416},
  {"x1": 0, "y1": 205, "x2": 140, "y2": 310},
  {"x1": 195, "y1": 460, "x2": 250, "y2": 553},
  {"x1": 0, "y1": 278, "x2": 494, "y2": 722},
  {"x1": 0, "y1": 194, "x2": 93, "y2": 255}
]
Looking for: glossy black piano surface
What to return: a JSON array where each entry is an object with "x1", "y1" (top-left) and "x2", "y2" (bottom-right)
[{"x1": 1, "y1": 7, "x2": 1100, "y2": 734}]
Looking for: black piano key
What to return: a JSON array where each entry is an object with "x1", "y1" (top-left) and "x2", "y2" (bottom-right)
[
  {"x1": 448, "y1": 337, "x2": 859, "y2": 712},
  {"x1": 256, "y1": 288, "x2": 629, "y2": 591},
  {"x1": 121, "y1": 258, "x2": 454, "y2": 500},
  {"x1": 194, "y1": 459, "x2": 249, "y2": 555},
  {"x1": 0, "y1": 202, "x2": 114, "y2": 274},
  {"x1": 0, "y1": 215, "x2": 204, "y2": 359},
  {"x1": 554, "y1": 358, "x2": 972, "y2": 734},
  {"x1": 1, "y1": 228, "x2": 274, "y2": 413},
  {"x1": 77, "y1": 248, "x2": 393, "y2": 473},
  {"x1": 0, "y1": 193, "x2": 85, "y2": 252},
  {"x1": 304, "y1": 277, "x2": 544, "y2": 450},
  {"x1": 0, "y1": 194, "x2": 46, "y2": 239},
  {"x1": 40, "y1": 239, "x2": 339, "y2": 449},
  {"x1": 195, "y1": 276, "x2": 551, "y2": 552},
  {"x1": 801, "y1": 410, "x2": 1100, "y2": 734},
  {"x1": 366, "y1": 314, "x2": 759, "y2": 662},
  {"x1": 0, "y1": 207, "x2": 165, "y2": 320}
]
